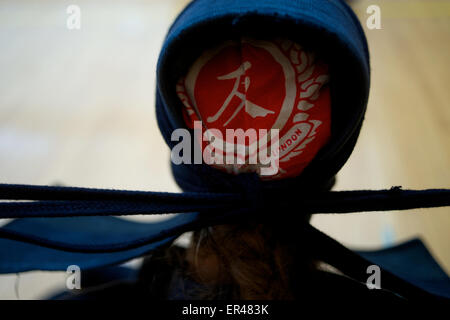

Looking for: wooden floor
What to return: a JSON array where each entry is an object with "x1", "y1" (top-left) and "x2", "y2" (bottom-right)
[{"x1": 0, "y1": 0, "x2": 448, "y2": 299}]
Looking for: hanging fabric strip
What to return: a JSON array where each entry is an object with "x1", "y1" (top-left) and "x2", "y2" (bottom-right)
[{"x1": 303, "y1": 224, "x2": 449, "y2": 301}]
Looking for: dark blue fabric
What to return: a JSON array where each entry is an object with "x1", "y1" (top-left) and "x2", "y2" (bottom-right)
[
  {"x1": 1, "y1": 184, "x2": 449, "y2": 220},
  {"x1": 0, "y1": 213, "x2": 200, "y2": 253},
  {"x1": 357, "y1": 239, "x2": 450, "y2": 299},
  {"x1": 0, "y1": 215, "x2": 193, "y2": 273}
]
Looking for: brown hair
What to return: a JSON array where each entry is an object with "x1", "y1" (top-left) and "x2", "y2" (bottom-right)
[{"x1": 184, "y1": 220, "x2": 317, "y2": 300}]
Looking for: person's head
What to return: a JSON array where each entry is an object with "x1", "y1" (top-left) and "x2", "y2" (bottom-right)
[
  {"x1": 174, "y1": 37, "x2": 331, "y2": 298},
  {"x1": 157, "y1": 0, "x2": 369, "y2": 194},
  {"x1": 156, "y1": 0, "x2": 370, "y2": 299}
]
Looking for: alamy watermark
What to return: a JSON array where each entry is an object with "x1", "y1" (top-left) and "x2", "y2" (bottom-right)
[
  {"x1": 66, "y1": 5, "x2": 81, "y2": 30},
  {"x1": 66, "y1": 265, "x2": 81, "y2": 290},
  {"x1": 366, "y1": 264, "x2": 381, "y2": 290},
  {"x1": 171, "y1": 121, "x2": 280, "y2": 176},
  {"x1": 366, "y1": 5, "x2": 382, "y2": 30}
]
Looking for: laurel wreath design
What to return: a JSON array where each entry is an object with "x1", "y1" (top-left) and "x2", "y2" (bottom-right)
[
  {"x1": 176, "y1": 80, "x2": 196, "y2": 117},
  {"x1": 277, "y1": 39, "x2": 330, "y2": 163}
]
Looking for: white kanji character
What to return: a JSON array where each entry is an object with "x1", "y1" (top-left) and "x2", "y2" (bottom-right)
[{"x1": 207, "y1": 62, "x2": 275, "y2": 126}]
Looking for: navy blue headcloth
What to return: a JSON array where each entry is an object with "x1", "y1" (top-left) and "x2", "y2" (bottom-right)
[{"x1": 156, "y1": 0, "x2": 370, "y2": 193}]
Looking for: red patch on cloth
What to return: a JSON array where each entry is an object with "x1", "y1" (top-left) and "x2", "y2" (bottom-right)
[{"x1": 176, "y1": 39, "x2": 331, "y2": 180}]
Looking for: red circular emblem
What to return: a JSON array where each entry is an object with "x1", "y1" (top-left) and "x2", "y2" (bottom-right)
[{"x1": 176, "y1": 38, "x2": 331, "y2": 180}]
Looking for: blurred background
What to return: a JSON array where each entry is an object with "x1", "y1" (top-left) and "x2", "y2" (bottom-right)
[{"x1": 0, "y1": 0, "x2": 449, "y2": 299}]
